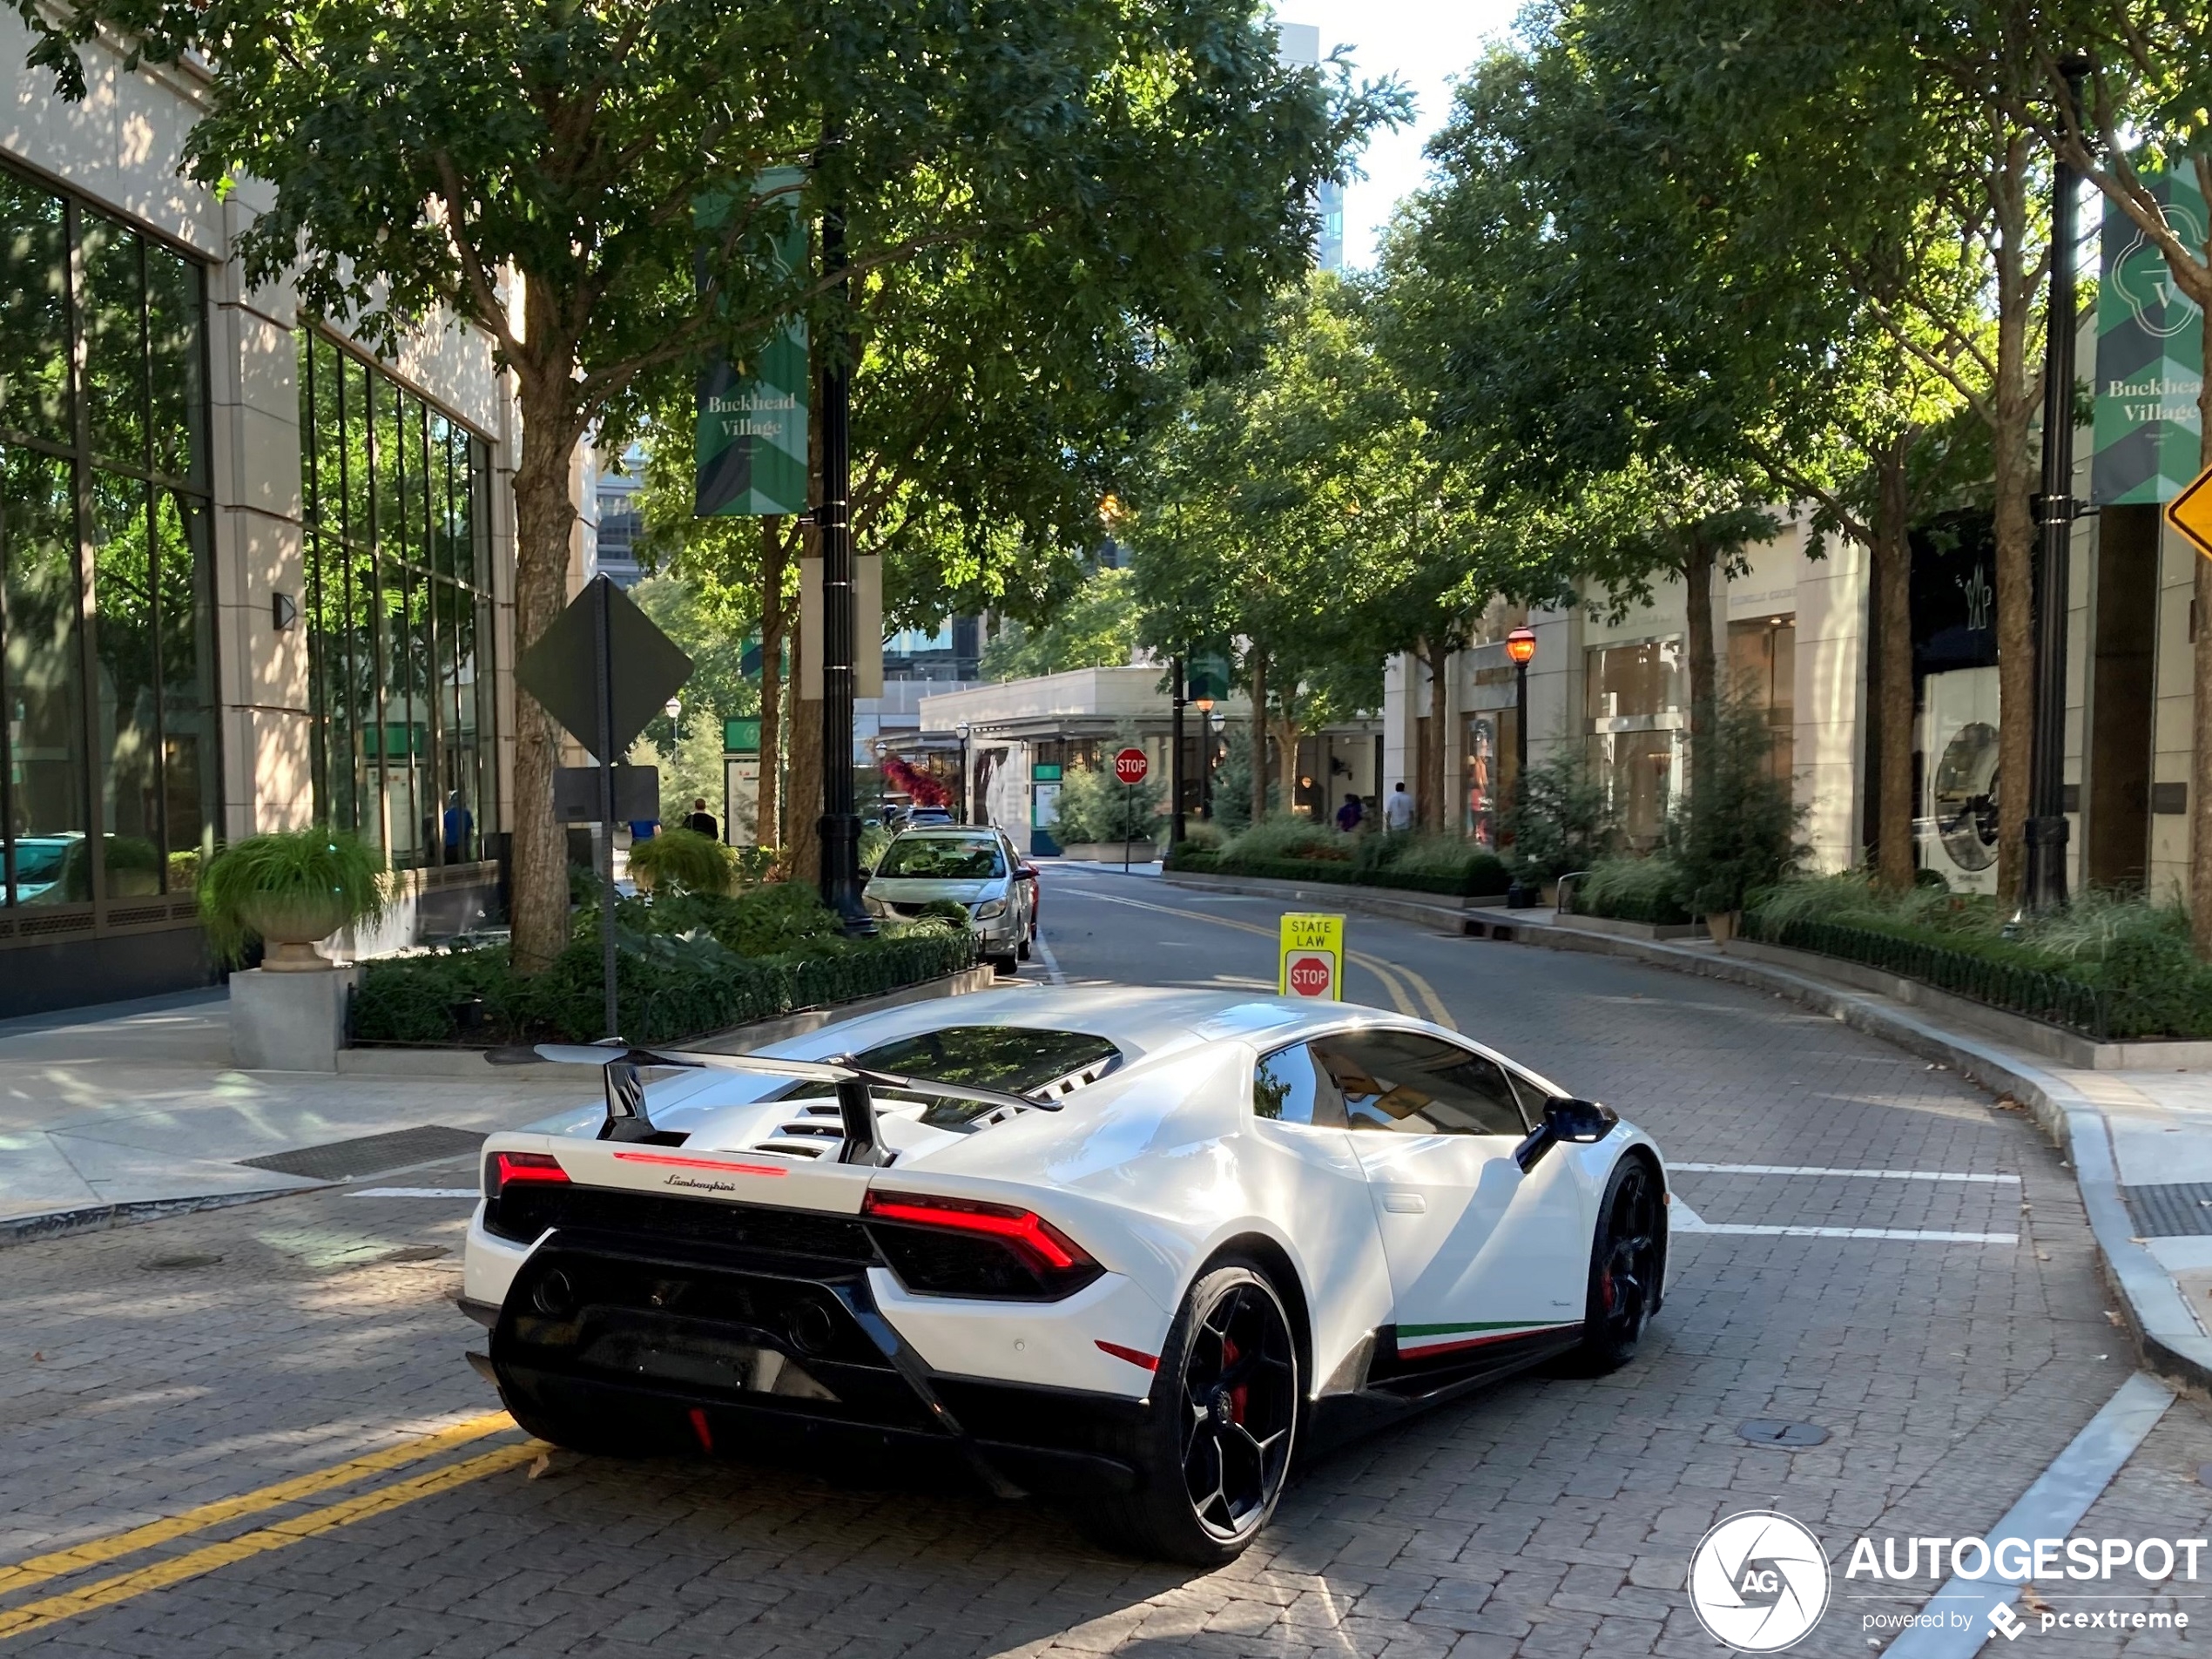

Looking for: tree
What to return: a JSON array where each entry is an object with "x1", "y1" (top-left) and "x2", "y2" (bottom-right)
[
  {"x1": 1393, "y1": 7, "x2": 2015, "y2": 884},
  {"x1": 981, "y1": 567, "x2": 1141, "y2": 681},
  {"x1": 23, "y1": 0, "x2": 1389, "y2": 970},
  {"x1": 2036, "y1": 5, "x2": 2212, "y2": 948},
  {"x1": 1129, "y1": 280, "x2": 1391, "y2": 825}
]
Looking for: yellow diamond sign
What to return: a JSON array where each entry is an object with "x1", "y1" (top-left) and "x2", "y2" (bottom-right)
[{"x1": 2166, "y1": 464, "x2": 2212, "y2": 560}]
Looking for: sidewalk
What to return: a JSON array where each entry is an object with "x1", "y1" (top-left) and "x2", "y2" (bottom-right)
[
  {"x1": 1504, "y1": 910, "x2": 2212, "y2": 1393},
  {"x1": 0, "y1": 995, "x2": 593, "y2": 1243}
]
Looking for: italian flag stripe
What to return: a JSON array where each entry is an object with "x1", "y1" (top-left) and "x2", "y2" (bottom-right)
[{"x1": 1395, "y1": 1319, "x2": 1579, "y2": 1358}]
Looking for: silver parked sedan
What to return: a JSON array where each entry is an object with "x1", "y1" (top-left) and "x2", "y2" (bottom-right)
[{"x1": 862, "y1": 827, "x2": 1034, "y2": 973}]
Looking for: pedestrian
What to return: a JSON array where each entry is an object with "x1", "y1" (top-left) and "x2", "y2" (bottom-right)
[
  {"x1": 1335, "y1": 792, "x2": 1363, "y2": 833},
  {"x1": 1384, "y1": 781, "x2": 1415, "y2": 833},
  {"x1": 442, "y1": 791, "x2": 473, "y2": 861},
  {"x1": 685, "y1": 796, "x2": 718, "y2": 840},
  {"x1": 628, "y1": 815, "x2": 658, "y2": 844}
]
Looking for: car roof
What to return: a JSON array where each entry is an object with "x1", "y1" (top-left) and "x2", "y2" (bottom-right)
[{"x1": 889, "y1": 826, "x2": 1000, "y2": 841}]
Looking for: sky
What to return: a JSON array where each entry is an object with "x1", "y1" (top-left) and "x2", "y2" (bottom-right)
[{"x1": 1273, "y1": 0, "x2": 1523, "y2": 269}]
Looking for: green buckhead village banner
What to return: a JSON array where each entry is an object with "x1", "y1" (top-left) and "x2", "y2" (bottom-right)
[
  {"x1": 696, "y1": 168, "x2": 809, "y2": 518},
  {"x1": 2094, "y1": 170, "x2": 2206, "y2": 505}
]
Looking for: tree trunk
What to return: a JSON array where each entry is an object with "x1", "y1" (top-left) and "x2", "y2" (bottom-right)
[
  {"x1": 784, "y1": 609, "x2": 822, "y2": 886},
  {"x1": 1872, "y1": 439, "x2": 1917, "y2": 893},
  {"x1": 755, "y1": 516, "x2": 788, "y2": 851},
  {"x1": 1426, "y1": 639, "x2": 1450, "y2": 832},
  {"x1": 506, "y1": 375, "x2": 586, "y2": 975},
  {"x1": 1990, "y1": 139, "x2": 2038, "y2": 906},
  {"x1": 1682, "y1": 532, "x2": 1717, "y2": 810},
  {"x1": 1248, "y1": 646, "x2": 1270, "y2": 826},
  {"x1": 1271, "y1": 701, "x2": 1302, "y2": 819}
]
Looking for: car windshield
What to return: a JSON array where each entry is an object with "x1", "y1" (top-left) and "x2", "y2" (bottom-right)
[
  {"x1": 875, "y1": 838, "x2": 1003, "y2": 880},
  {"x1": 846, "y1": 1025, "x2": 1122, "y2": 1129}
]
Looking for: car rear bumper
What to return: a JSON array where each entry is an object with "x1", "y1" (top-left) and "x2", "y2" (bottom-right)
[{"x1": 487, "y1": 1236, "x2": 1150, "y2": 1497}]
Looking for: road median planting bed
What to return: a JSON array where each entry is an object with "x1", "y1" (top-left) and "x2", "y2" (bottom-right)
[{"x1": 348, "y1": 880, "x2": 979, "y2": 1049}]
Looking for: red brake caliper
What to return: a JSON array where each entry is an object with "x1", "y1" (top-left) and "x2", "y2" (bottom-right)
[{"x1": 1223, "y1": 1335, "x2": 1247, "y2": 1425}]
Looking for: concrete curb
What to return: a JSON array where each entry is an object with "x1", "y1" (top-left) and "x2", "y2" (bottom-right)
[
  {"x1": 0, "y1": 1185, "x2": 311, "y2": 1250},
  {"x1": 1504, "y1": 916, "x2": 2212, "y2": 1394}
]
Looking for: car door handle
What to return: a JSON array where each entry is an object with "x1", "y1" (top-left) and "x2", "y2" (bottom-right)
[{"x1": 1381, "y1": 1190, "x2": 1426, "y2": 1214}]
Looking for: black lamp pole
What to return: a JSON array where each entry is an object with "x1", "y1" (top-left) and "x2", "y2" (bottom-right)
[
  {"x1": 1170, "y1": 657, "x2": 1187, "y2": 846},
  {"x1": 816, "y1": 203, "x2": 871, "y2": 933},
  {"x1": 2023, "y1": 63, "x2": 2087, "y2": 915}
]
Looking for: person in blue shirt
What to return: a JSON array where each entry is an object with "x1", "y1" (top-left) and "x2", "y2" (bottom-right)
[{"x1": 442, "y1": 791, "x2": 473, "y2": 860}]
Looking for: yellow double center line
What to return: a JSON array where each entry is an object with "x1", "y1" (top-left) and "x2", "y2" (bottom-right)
[
  {"x1": 1083, "y1": 890, "x2": 1458, "y2": 1029},
  {"x1": 0, "y1": 1412, "x2": 536, "y2": 1642}
]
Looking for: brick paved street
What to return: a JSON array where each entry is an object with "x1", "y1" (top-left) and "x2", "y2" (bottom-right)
[{"x1": 0, "y1": 867, "x2": 2201, "y2": 1657}]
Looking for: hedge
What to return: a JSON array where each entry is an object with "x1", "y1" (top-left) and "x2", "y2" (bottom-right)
[
  {"x1": 350, "y1": 923, "x2": 977, "y2": 1048},
  {"x1": 1738, "y1": 910, "x2": 2138, "y2": 1038},
  {"x1": 1163, "y1": 846, "x2": 1511, "y2": 899}
]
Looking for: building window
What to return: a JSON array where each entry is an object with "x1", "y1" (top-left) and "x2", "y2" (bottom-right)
[
  {"x1": 1584, "y1": 638, "x2": 1683, "y2": 846},
  {"x1": 1727, "y1": 616, "x2": 1796, "y2": 783},
  {"x1": 297, "y1": 331, "x2": 497, "y2": 868},
  {"x1": 0, "y1": 165, "x2": 218, "y2": 914}
]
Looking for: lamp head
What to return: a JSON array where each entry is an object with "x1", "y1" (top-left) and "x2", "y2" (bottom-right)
[
  {"x1": 664, "y1": 697, "x2": 682, "y2": 718},
  {"x1": 1506, "y1": 626, "x2": 1538, "y2": 666},
  {"x1": 1193, "y1": 695, "x2": 1216, "y2": 714}
]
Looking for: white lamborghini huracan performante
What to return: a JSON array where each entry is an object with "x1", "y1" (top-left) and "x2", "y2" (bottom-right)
[{"x1": 460, "y1": 988, "x2": 1672, "y2": 1564}]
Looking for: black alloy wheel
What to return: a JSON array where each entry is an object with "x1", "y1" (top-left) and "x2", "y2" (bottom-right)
[
  {"x1": 1083, "y1": 1261, "x2": 1300, "y2": 1565},
  {"x1": 1573, "y1": 1156, "x2": 1662, "y2": 1372}
]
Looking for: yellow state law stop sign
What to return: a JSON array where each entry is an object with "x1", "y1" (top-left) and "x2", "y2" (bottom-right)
[{"x1": 1278, "y1": 912, "x2": 1345, "y2": 1001}]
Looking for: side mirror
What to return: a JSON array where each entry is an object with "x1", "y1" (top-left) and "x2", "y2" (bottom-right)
[{"x1": 1513, "y1": 1096, "x2": 1618, "y2": 1172}]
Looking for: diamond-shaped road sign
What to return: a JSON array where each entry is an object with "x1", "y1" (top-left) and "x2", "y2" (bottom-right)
[
  {"x1": 516, "y1": 576, "x2": 693, "y2": 759},
  {"x1": 2165, "y1": 464, "x2": 2212, "y2": 561}
]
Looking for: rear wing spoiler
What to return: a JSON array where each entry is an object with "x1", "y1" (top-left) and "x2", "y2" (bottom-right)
[{"x1": 511, "y1": 1042, "x2": 1057, "y2": 1167}]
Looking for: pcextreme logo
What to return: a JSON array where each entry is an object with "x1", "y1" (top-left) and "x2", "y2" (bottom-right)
[{"x1": 1688, "y1": 1512, "x2": 1831, "y2": 1652}]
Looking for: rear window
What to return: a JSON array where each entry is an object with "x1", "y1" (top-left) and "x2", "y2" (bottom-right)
[
  {"x1": 876, "y1": 838, "x2": 1004, "y2": 879},
  {"x1": 848, "y1": 1025, "x2": 1121, "y2": 1129}
]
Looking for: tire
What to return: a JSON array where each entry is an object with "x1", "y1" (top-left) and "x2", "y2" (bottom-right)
[
  {"x1": 1570, "y1": 1154, "x2": 1663, "y2": 1374},
  {"x1": 990, "y1": 953, "x2": 1019, "y2": 975},
  {"x1": 1017, "y1": 937, "x2": 1032, "y2": 962},
  {"x1": 1082, "y1": 1261, "x2": 1299, "y2": 1566}
]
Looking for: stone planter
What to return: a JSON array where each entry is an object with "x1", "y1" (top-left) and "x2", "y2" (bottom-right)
[
  {"x1": 237, "y1": 892, "x2": 350, "y2": 971},
  {"x1": 1705, "y1": 909, "x2": 1739, "y2": 944},
  {"x1": 1058, "y1": 842, "x2": 1161, "y2": 864}
]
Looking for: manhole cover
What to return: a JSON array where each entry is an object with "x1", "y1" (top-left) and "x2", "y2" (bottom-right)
[
  {"x1": 240, "y1": 1126, "x2": 485, "y2": 1182},
  {"x1": 1738, "y1": 1420, "x2": 1830, "y2": 1447},
  {"x1": 139, "y1": 1252, "x2": 224, "y2": 1272}
]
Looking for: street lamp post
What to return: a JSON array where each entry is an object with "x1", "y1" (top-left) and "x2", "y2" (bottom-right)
[
  {"x1": 664, "y1": 697, "x2": 681, "y2": 743},
  {"x1": 955, "y1": 722, "x2": 971, "y2": 825},
  {"x1": 1193, "y1": 694, "x2": 1216, "y2": 820},
  {"x1": 1505, "y1": 626, "x2": 1538, "y2": 908},
  {"x1": 2022, "y1": 62, "x2": 2089, "y2": 916},
  {"x1": 816, "y1": 202, "x2": 873, "y2": 934},
  {"x1": 1170, "y1": 657, "x2": 1186, "y2": 847}
]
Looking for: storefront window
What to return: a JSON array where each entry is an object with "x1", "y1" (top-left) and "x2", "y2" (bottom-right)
[
  {"x1": 1727, "y1": 617, "x2": 1796, "y2": 783},
  {"x1": 0, "y1": 166, "x2": 217, "y2": 910},
  {"x1": 298, "y1": 331, "x2": 497, "y2": 867}
]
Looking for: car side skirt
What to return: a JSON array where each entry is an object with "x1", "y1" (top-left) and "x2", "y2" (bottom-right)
[{"x1": 1306, "y1": 1322, "x2": 1585, "y2": 1451}]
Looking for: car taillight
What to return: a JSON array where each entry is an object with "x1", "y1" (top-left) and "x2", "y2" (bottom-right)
[
  {"x1": 861, "y1": 1189, "x2": 1101, "y2": 1299},
  {"x1": 483, "y1": 1150, "x2": 569, "y2": 1198}
]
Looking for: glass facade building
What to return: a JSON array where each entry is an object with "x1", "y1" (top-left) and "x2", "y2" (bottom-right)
[
  {"x1": 297, "y1": 332, "x2": 499, "y2": 869},
  {"x1": 0, "y1": 162, "x2": 219, "y2": 925}
]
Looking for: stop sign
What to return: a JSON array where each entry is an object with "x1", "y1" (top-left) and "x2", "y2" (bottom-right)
[
  {"x1": 1113, "y1": 746, "x2": 1150, "y2": 785},
  {"x1": 1287, "y1": 954, "x2": 1333, "y2": 997}
]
